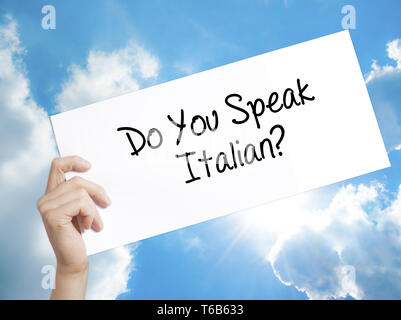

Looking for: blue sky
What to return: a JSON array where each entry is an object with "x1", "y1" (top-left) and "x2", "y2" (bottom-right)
[{"x1": 0, "y1": 0, "x2": 401, "y2": 299}]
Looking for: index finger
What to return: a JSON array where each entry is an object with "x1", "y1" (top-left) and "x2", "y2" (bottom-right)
[{"x1": 46, "y1": 156, "x2": 91, "y2": 193}]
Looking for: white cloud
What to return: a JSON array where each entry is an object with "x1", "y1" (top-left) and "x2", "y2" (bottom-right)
[
  {"x1": 0, "y1": 15, "x2": 148, "y2": 299},
  {"x1": 0, "y1": 15, "x2": 55, "y2": 184},
  {"x1": 0, "y1": 14, "x2": 58, "y2": 299},
  {"x1": 55, "y1": 41, "x2": 160, "y2": 112},
  {"x1": 266, "y1": 183, "x2": 401, "y2": 299},
  {"x1": 365, "y1": 38, "x2": 401, "y2": 83},
  {"x1": 173, "y1": 61, "x2": 197, "y2": 76},
  {"x1": 87, "y1": 245, "x2": 137, "y2": 299},
  {"x1": 364, "y1": 38, "x2": 401, "y2": 152}
]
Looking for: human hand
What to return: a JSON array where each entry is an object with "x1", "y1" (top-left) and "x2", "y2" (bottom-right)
[{"x1": 37, "y1": 156, "x2": 111, "y2": 299}]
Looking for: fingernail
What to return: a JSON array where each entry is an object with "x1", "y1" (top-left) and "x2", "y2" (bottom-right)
[
  {"x1": 105, "y1": 195, "x2": 112, "y2": 205},
  {"x1": 83, "y1": 159, "x2": 91, "y2": 168},
  {"x1": 93, "y1": 219, "x2": 103, "y2": 232}
]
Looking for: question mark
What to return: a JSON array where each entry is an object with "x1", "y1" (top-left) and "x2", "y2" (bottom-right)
[{"x1": 269, "y1": 124, "x2": 285, "y2": 157}]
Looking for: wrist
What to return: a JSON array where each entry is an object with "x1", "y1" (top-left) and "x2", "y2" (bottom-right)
[
  {"x1": 57, "y1": 258, "x2": 89, "y2": 277},
  {"x1": 51, "y1": 263, "x2": 89, "y2": 300}
]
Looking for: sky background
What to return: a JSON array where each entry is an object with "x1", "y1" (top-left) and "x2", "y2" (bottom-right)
[{"x1": 0, "y1": 0, "x2": 401, "y2": 299}]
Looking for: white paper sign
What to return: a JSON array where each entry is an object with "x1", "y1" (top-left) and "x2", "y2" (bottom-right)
[{"x1": 51, "y1": 30, "x2": 390, "y2": 255}]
